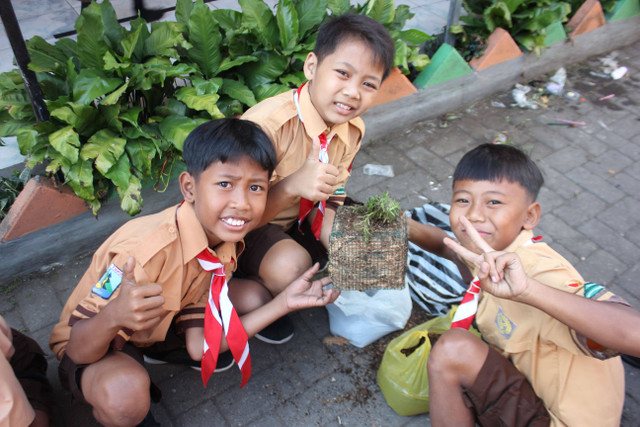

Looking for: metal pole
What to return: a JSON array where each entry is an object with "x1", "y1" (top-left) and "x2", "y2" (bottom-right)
[
  {"x1": 0, "y1": 0, "x2": 49, "y2": 122},
  {"x1": 444, "y1": 0, "x2": 462, "y2": 46}
]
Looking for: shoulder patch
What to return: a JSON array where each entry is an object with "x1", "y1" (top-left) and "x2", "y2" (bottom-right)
[
  {"x1": 333, "y1": 185, "x2": 345, "y2": 196},
  {"x1": 583, "y1": 282, "x2": 605, "y2": 299},
  {"x1": 92, "y1": 263, "x2": 123, "y2": 299}
]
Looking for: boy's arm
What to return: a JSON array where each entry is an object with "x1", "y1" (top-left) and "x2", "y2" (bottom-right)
[
  {"x1": 407, "y1": 217, "x2": 452, "y2": 259},
  {"x1": 65, "y1": 257, "x2": 165, "y2": 364},
  {"x1": 258, "y1": 137, "x2": 339, "y2": 227},
  {"x1": 446, "y1": 216, "x2": 640, "y2": 357},
  {"x1": 184, "y1": 264, "x2": 338, "y2": 358}
]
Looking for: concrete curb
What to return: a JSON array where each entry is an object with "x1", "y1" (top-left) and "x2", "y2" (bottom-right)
[{"x1": 1, "y1": 15, "x2": 639, "y2": 281}]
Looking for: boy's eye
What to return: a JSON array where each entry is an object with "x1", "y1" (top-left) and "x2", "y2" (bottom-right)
[
  {"x1": 363, "y1": 81, "x2": 378, "y2": 90},
  {"x1": 488, "y1": 200, "x2": 502, "y2": 205},
  {"x1": 336, "y1": 69, "x2": 349, "y2": 77},
  {"x1": 454, "y1": 198, "x2": 469, "y2": 204},
  {"x1": 250, "y1": 184, "x2": 264, "y2": 192},
  {"x1": 218, "y1": 182, "x2": 231, "y2": 189}
]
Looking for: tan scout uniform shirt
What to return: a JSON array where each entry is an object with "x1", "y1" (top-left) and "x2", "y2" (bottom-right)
[
  {"x1": 241, "y1": 84, "x2": 365, "y2": 230},
  {"x1": 1, "y1": 317, "x2": 35, "y2": 426},
  {"x1": 475, "y1": 230, "x2": 626, "y2": 427},
  {"x1": 50, "y1": 202, "x2": 243, "y2": 360}
]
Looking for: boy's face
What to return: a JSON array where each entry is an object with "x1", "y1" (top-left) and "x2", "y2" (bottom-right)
[
  {"x1": 449, "y1": 179, "x2": 540, "y2": 254},
  {"x1": 303, "y1": 38, "x2": 385, "y2": 127},
  {"x1": 180, "y1": 156, "x2": 269, "y2": 248}
]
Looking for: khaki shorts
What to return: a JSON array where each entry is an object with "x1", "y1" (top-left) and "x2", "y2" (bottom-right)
[{"x1": 462, "y1": 346, "x2": 550, "y2": 427}]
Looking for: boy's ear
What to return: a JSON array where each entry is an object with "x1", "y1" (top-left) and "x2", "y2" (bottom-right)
[
  {"x1": 523, "y1": 201, "x2": 541, "y2": 230},
  {"x1": 303, "y1": 52, "x2": 318, "y2": 81},
  {"x1": 179, "y1": 171, "x2": 196, "y2": 203}
]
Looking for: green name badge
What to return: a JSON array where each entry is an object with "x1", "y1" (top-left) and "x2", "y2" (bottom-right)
[{"x1": 92, "y1": 263, "x2": 123, "y2": 299}]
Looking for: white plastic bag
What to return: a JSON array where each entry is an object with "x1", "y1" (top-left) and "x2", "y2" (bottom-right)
[{"x1": 326, "y1": 285, "x2": 412, "y2": 348}]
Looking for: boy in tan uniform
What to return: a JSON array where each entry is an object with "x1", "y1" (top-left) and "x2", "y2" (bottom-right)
[
  {"x1": 409, "y1": 143, "x2": 640, "y2": 426},
  {"x1": 49, "y1": 119, "x2": 340, "y2": 426},
  {"x1": 237, "y1": 13, "x2": 395, "y2": 342}
]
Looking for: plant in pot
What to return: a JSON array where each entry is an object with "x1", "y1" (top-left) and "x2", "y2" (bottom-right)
[
  {"x1": 328, "y1": 193, "x2": 408, "y2": 291},
  {"x1": 452, "y1": 0, "x2": 572, "y2": 57},
  {"x1": 0, "y1": 0, "x2": 431, "y2": 217}
]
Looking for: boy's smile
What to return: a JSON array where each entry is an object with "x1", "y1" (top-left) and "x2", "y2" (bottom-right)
[
  {"x1": 181, "y1": 156, "x2": 269, "y2": 248},
  {"x1": 450, "y1": 179, "x2": 540, "y2": 253},
  {"x1": 304, "y1": 39, "x2": 384, "y2": 127}
]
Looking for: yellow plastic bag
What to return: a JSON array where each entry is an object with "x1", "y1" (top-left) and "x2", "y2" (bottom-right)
[{"x1": 376, "y1": 307, "x2": 480, "y2": 416}]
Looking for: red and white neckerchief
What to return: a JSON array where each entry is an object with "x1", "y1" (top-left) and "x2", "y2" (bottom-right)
[
  {"x1": 197, "y1": 249, "x2": 251, "y2": 387},
  {"x1": 451, "y1": 235, "x2": 543, "y2": 329},
  {"x1": 294, "y1": 82, "x2": 334, "y2": 240}
]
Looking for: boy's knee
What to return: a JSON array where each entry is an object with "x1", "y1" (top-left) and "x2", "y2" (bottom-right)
[
  {"x1": 260, "y1": 241, "x2": 311, "y2": 291},
  {"x1": 86, "y1": 363, "x2": 151, "y2": 426},
  {"x1": 428, "y1": 328, "x2": 486, "y2": 378}
]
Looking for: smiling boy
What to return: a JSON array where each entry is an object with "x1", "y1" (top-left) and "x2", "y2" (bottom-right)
[
  {"x1": 409, "y1": 143, "x2": 634, "y2": 426},
  {"x1": 236, "y1": 13, "x2": 395, "y2": 342},
  {"x1": 49, "y1": 119, "x2": 340, "y2": 426}
]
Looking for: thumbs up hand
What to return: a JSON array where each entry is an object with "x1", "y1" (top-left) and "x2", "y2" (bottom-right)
[
  {"x1": 107, "y1": 256, "x2": 165, "y2": 332},
  {"x1": 292, "y1": 136, "x2": 339, "y2": 201}
]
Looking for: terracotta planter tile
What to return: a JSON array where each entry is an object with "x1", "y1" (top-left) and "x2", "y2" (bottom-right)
[
  {"x1": 469, "y1": 27, "x2": 524, "y2": 71},
  {"x1": 567, "y1": 0, "x2": 606, "y2": 36},
  {"x1": 413, "y1": 43, "x2": 473, "y2": 88},
  {"x1": 606, "y1": 0, "x2": 640, "y2": 21},
  {"x1": 0, "y1": 176, "x2": 88, "y2": 242},
  {"x1": 371, "y1": 66, "x2": 417, "y2": 107}
]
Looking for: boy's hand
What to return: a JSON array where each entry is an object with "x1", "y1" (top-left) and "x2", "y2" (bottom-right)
[
  {"x1": 107, "y1": 257, "x2": 165, "y2": 332},
  {"x1": 444, "y1": 216, "x2": 530, "y2": 300},
  {"x1": 293, "y1": 136, "x2": 339, "y2": 201},
  {"x1": 283, "y1": 263, "x2": 339, "y2": 310}
]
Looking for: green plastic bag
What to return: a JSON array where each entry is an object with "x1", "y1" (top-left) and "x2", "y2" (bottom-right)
[{"x1": 376, "y1": 307, "x2": 480, "y2": 416}]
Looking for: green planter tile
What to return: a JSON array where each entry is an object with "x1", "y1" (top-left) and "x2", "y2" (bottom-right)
[
  {"x1": 543, "y1": 21, "x2": 568, "y2": 45},
  {"x1": 606, "y1": 0, "x2": 640, "y2": 21},
  {"x1": 413, "y1": 44, "x2": 473, "y2": 88}
]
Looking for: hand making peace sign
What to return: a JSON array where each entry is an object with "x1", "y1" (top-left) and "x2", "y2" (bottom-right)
[{"x1": 443, "y1": 216, "x2": 532, "y2": 301}]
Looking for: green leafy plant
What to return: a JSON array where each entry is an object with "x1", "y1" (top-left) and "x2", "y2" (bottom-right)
[
  {"x1": 0, "y1": 168, "x2": 30, "y2": 220},
  {"x1": 0, "y1": 0, "x2": 430, "y2": 216},
  {"x1": 454, "y1": 0, "x2": 572, "y2": 56},
  {"x1": 353, "y1": 192, "x2": 402, "y2": 242}
]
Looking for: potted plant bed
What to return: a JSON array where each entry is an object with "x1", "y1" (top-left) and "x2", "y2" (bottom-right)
[{"x1": 328, "y1": 193, "x2": 408, "y2": 291}]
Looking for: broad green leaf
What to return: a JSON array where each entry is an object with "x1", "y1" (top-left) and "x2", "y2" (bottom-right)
[
  {"x1": 101, "y1": 81, "x2": 130, "y2": 105},
  {"x1": 103, "y1": 148, "x2": 132, "y2": 189},
  {"x1": 253, "y1": 83, "x2": 290, "y2": 102},
  {"x1": 0, "y1": 113, "x2": 32, "y2": 137},
  {"x1": 65, "y1": 158, "x2": 96, "y2": 203},
  {"x1": 126, "y1": 138, "x2": 156, "y2": 175},
  {"x1": 328, "y1": 0, "x2": 350, "y2": 16},
  {"x1": 187, "y1": 2, "x2": 223, "y2": 78},
  {"x1": 0, "y1": 90, "x2": 31, "y2": 108},
  {"x1": 97, "y1": 0, "x2": 125, "y2": 51},
  {"x1": 117, "y1": 175, "x2": 142, "y2": 216},
  {"x1": 16, "y1": 128, "x2": 39, "y2": 153},
  {"x1": 144, "y1": 21, "x2": 189, "y2": 58},
  {"x1": 276, "y1": 0, "x2": 299, "y2": 54},
  {"x1": 239, "y1": 51, "x2": 289, "y2": 89},
  {"x1": 119, "y1": 107, "x2": 142, "y2": 128},
  {"x1": 37, "y1": 72, "x2": 70, "y2": 101},
  {"x1": 73, "y1": 69, "x2": 123, "y2": 105},
  {"x1": 121, "y1": 18, "x2": 150, "y2": 61},
  {"x1": 217, "y1": 55, "x2": 258, "y2": 72},
  {"x1": 279, "y1": 71, "x2": 305, "y2": 86},
  {"x1": 484, "y1": 2, "x2": 512, "y2": 32},
  {"x1": 393, "y1": 41, "x2": 409, "y2": 70},
  {"x1": 191, "y1": 76, "x2": 223, "y2": 95},
  {"x1": 212, "y1": 9, "x2": 243, "y2": 32},
  {"x1": 159, "y1": 115, "x2": 201, "y2": 151},
  {"x1": 239, "y1": 0, "x2": 279, "y2": 48},
  {"x1": 295, "y1": 0, "x2": 327, "y2": 37},
  {"x1": 54, "y1": 37, "x2": 77, "y2": 59},
  {"x1": 50, "y1": 105, "x2": 77, "y2": 126},
  {"x1": 220, "y1": 79, "x2": 257, "y2": 107},
  {"x1": 523, "y1": 3, "x2": 571, "y2": 31},
  {"x1": 26, "y1": 36, "x2": 67, "y2": 76},
  {"x1": 7, "y1": 104, "x2": 33, "y2": 121},
  {"x1": 49, "y1": 125, "x2": 80, "y2": 162},
  {"x1": 397, "y1": 29, "x2": 432, "y2": 45},
  {"x1": 365, "y1": 0, "x2": 395, "y2": 26},
  {"x1": 175, "y1": 0, "x2": 195, "y2": 25},
  {"x1": 503, "y1": 0, "x2": 526, "y2": 13},
  {"x1": 389, "y1": 4, "x2": 413, "y2": 31},
  {"x1": 75, "y1": 4, "x2": 110, "y2": 69},
  {"x1": 175, "y1": 86, "x2": 222, "y2": 117},
  {"x1": 81, "y1": 129, "x2": 127, "y2": 175},
  {"x1": 408, "y1": 51, "x2": 430, "y2": 71}
]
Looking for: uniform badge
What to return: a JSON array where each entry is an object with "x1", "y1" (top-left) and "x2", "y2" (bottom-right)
[
  {"x1": 495, "y1": 307, "x2": 516, "y2": 339},
  {"x1": 583, "y1": 282, "x2": 604, "y2": 299},
  {"x1": 92, "y1": 263, "x2": 123, "y2": 299},
  {"x1": 333, "y1": 185, "x2": 345, "y2": 196}
]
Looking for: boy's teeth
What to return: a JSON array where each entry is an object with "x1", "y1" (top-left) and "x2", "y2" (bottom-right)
[
  {"x1": 336, "y1": 102, "x2": 352, "y2": 110},
  {"x1": 223, "y1": 218, "x2": 245, "y2": 226}
]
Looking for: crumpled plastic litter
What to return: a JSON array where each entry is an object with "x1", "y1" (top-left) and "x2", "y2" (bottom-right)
[
  {"x1": 512, "y1": 84, "x2": 538, "y2": 109},
  {"x1": 363, "y1": 164, "x2": 394, "y2": 177},
  {"x1": 545, "y1": 67, "x2": 566, "y2": 95}
]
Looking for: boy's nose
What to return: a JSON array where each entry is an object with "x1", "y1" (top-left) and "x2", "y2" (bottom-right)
[
  {"x1": 342, "y1": 82, "x2": 361, "y2": 100},
  {"x1": 466, "y1": 204, "x2": 484, "y2": 222},
  {"x1": 231, "y1": 189, "x2": 250, "y2": 210}
]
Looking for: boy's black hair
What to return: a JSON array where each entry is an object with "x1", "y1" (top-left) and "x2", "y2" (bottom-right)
[
  {"x1": 313, "y1": 13, "x2": 395, "y2": 81},
  {"x1": 453, "y1": 143, "x2": 544, "y2": 200},
  {"x1": 182, "y1": 118, "x2": 277, "y2": 179}
]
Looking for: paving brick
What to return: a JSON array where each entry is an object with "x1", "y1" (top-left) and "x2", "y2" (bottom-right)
[
  {"x1": 539, "y1": 146, "x2": 590, "y2": 174},
  {"x1": 609, "y1": 171, "x2": 640, "y2": 196},
  {"x1": 565, "y1": 166, "x2": 626, "y2": 204},
  {"x1": 537, "y1": 213, "x2": 598, "y2": 259},
  {"x1": 580, "y1": 148, "x2": 634, "y2": 179},
  {"x1": 597, "y1": 196, "x2": 640, "y2": 233},
  {"x1": 572, "y1": 249, "x2": 627, "y2": 285},
  {"x1": 578, "y1": 218, "x2": 640, "y2": 265},
  {"x1": 552, "y1": 190, "x2": 608, "y2": 226}
]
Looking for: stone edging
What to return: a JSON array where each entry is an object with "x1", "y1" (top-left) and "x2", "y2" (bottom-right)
[{"x1": 0, "y1": 15, "x2": 639, "y2": 281}]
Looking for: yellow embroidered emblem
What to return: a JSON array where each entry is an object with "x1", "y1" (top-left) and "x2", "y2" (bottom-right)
[{"x1": 495, "y1": 307, "x2": 516, "y2": 339}]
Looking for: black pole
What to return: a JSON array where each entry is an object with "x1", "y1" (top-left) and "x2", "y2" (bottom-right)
[
  {"x1": 0, "y1": 0, "x2": 49, "y2": 122},
  {"x1": 444, "y1": 0, "x2": 462, "y2": 46}
]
